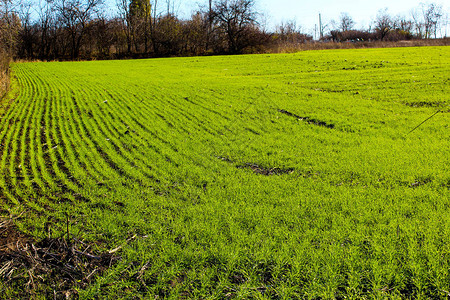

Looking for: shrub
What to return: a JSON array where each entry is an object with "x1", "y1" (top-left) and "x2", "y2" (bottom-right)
[{"x1": 0, "y1": 48, "x2": 10, "y2": 99}]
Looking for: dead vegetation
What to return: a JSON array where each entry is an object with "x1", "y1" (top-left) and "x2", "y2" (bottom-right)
[
  {"x1": 237, "y1": 163, "x2": 295, "y2": 176},
  {"x1": 0, "y1": 215, "x2": 119, "y2": 299},
  {"x1": 278, "y1": 109, "x2": 335, "y2": 129},
  {"x1": 0, "y1": 49, "x2": 10, "y2": 99},
  {"x1": 216, "y1": 156, "x2": 295, "y2": 176},
  {"x1": 271, "y1": 38, "x2": 450, "y2": 53},
  {"x1": 404, "y1": 100, "x2": 448, "y2": 109}
]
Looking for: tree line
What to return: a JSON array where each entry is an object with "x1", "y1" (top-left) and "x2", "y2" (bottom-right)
[
  {"x1": 0, "y1": 0, "x2": 448, "y2": 62},
  {"x1": 329, "y1": 4, "x2": 446, "y2": 43}
]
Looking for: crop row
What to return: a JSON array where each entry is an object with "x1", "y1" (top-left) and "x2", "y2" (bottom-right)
[{"x1": 0, "y1": 47, "x2": 449, "y2": 298}]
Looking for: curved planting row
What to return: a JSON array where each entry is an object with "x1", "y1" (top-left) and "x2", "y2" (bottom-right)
[
  {"x1": 0, "y1": 61, "x2": 243, "y2": 215},
  {"x1": 1, "y1": 48, "x2": 448, "y2": 299}
]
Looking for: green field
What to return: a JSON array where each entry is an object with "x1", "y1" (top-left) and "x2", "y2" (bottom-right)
[{"x1": 1, "y1": 46, "x2": 449, "y2": 298}]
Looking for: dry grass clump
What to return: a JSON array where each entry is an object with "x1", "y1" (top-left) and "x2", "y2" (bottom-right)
[
  {"x1": 0, "y1": 49, "x2": 10, "y2": 99},
  {"x1": 0, "y1": 215, "x2": 119, "y2": 299}
]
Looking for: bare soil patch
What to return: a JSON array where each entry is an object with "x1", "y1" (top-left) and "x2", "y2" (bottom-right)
[{"x1": 278, "y1": 109, "x2": 335, "y2": 129}]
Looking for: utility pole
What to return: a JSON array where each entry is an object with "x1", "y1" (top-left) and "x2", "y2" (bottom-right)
[{"x1": 319, "y1": 13, "x2": 323, "y2": 39}]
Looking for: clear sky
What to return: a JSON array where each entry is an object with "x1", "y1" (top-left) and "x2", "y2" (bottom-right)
[{"x1": 175, "y1": 0, "x2": 449, "y2": 37}]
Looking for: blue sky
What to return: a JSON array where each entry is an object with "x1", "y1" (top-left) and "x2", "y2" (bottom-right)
[{"x1": 174, "y1": 0, "x2": 449, "y2": 37}]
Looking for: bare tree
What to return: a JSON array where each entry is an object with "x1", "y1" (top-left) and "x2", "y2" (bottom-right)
[
  {"x1": 386, "y1": 14, "x2": 414, "y2": 40},
  {"x1": 117, "y1": 0, "x2": 157, "y2": 55},
  {"x1": 395, "y1": 15, "x2": 413, "y2": 33},
  {"x1": 374, "y1": 8, "x2": 392, "y2": 41},
  {"x1": 57, "y1": 0, "x2": 103, "y2": 59},
  {"x1": 0, "y1": 0, "x2": 21, "y2": 55},
  {"x1": 443, "y1": 12, "x2": 449, "y2": 38},
  {"x1": 141, "y1": 0, "x2": 152, "y2": 53},
  {"x1": 421, "y1": 3, "x2": 443, "y2": 38},
  {"x1": 411, "y1": 3, "x2": 443, "y2": 39},
  {"x1": 182, "y1": 11, "x2": 208, "y2": 55},
  {"x1": 35, "y1": 0, "x2": 55, "y2": 59},
  {"x1": 206, "y1": 0, "x2": 213, "y2": 50},
  {"x1": 339, "y1": 12, "x2": 354, "y2": 32},
  {"x1": 275, "y1": 20, "x2": 311, "y2": 44},
  {"x1": 211, "y1": 0, "x2": 257, "y2": 53},
  {"x1": 277, "y1": 20, "x2": 298, "y2": 39},
  {"x1": 117, "y1": 0, "x2": 133, "y2": 53},
  {"x1": 18, "y1": 0, "x2": 36, "y2": 58},
  {"x1": 152, "y1": 13, "x2": 183, "y2": 55},
  {"x1": 411, "y1": 7, "x2": 424, "y2": 38},
  {"x1": 0, "y1": 0, "x2": 20, "y2": 97},
  {"x1": 164, "y1": 0, "x2": 176, "y2": 15}
]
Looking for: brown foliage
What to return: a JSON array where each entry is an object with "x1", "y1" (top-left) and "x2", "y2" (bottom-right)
[
  {"x1": 0, "y1": 48, "x2": 10, "y2": 99},
  {"x1": 271, "y1": 38, "x2": 450, "y2": 54}
]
